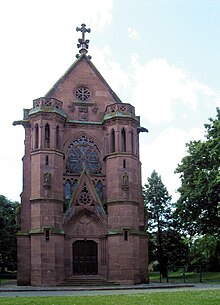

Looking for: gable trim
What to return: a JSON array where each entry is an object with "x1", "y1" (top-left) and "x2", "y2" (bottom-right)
[{"x1": 44, "y1": 54, "x2": 122, "y2": 104}]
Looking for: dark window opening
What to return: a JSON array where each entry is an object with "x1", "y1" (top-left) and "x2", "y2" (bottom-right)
[
  {"x1": 122, "y1": 128, "x2": 126, "y2": 152},
  {"x1": 45, "y1": 155, "x2": 49, "y2": 165},
  {"x1": 124, "y1": 230, "x2": 128, "y2": 241},
  {"x1": 45, "y1": 123, "x2": 50, "y2": 148},
  {"x1": 56, "y1": 125, "x2": 59, "y2": 149},
  {"x1": 131, "y1": 130, "x2": 134, "y2": 154},
  {"x1": 35, "y1": 124, "x2": 39, "y2": 149},
  {"x1": 111, "y1": 129, "x2": 115, "y2": 153},
  {"x1": 45, "y1": 229, "x2": 50, "y2": 241},
  {"x1": 123, "y1": 159, "x2": 126, "y2": 168}
]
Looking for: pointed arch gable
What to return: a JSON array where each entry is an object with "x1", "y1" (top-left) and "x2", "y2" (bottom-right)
[
  {"x1": 63, "y1": 130, "x2": 102, "y2": 151},
  {"x1": 64, "y1": 207, "x2": 107, "y2": 237},
  {"x1": 65, "y1": 168, "x2": 104, "y2": 212}
]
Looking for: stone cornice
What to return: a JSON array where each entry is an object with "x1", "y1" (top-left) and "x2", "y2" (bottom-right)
[
  {"x1": 17, "y1": 227, "x2": 65, "y2": 235},
  {"x1": 107, "y1": 200, "x2": 139, "y2": 206},
  {"x1": 30, "y1": 149, "x2": 64, "y2": 157},
  {"x1": 107, "y1": 229, "x2": 147, "y2": 236},
  {"x1": 30, "y1": 198, "x2": 64, "y2": 204}
]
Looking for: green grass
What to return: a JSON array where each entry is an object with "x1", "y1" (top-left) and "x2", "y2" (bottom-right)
[
  {"x1": 149, "y1": 271, "x2": 220, "y2": 283},
  {"x1": 1, "y1": 290, "x2": 220, "y2": 305}
]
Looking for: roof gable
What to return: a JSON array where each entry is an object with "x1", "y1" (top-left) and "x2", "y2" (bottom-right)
[{"x1": 45, "y1": 53, "x2": 122, "y2": 103}]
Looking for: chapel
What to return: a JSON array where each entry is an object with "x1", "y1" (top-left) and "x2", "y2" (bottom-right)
[{"x1": 13, "y1": 24, "x2": 148, "y2": 286}]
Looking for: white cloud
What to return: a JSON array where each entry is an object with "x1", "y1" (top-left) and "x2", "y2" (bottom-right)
[
  {"x1": 0, "y1": 0, "x2": 113, "y2": 202},
  {"x1": 128, "y1": 28, "x2": 140, "y2": 40},
  {"x1": 91, "y1": 46, "x2": 130, "y2": 94},
  {"x1": 140, "y1": 127, "x2": 205, "y2": 201},
  {"x1": 131, "y1": 57, "x2": 217, "y2": 124}
]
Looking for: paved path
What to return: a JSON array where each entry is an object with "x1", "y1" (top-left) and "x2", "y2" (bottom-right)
[{"x1": 0, "y1": 283, "x2": 219, "y2": 297}]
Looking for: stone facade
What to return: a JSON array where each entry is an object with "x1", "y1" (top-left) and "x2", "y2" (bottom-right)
[{"x1": 14, "y1": 49, "x2": 148, "y2": 286}]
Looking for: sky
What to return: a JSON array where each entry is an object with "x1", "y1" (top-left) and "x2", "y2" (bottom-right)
[{"x1": 0, "y1": 0, "x2": 219, "y2": 202}]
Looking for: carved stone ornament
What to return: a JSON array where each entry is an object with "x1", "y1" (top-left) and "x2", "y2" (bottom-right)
[
  {"x1": 44, "y1": 172, "x2": 51, "y2": 188},
  {"x1": 122, "y1": 172, "x2": 129, "y2": 190}
]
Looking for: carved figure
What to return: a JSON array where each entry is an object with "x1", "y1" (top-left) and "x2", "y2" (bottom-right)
[
  {"x1": 122, "y1": 172, "x2": 129, "y2": 190},
  {"x1": 44, "y1": 172, "x2": 51, "y2": 187}
]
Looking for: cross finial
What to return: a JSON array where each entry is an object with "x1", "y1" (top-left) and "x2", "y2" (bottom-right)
[{"x1": 76, "y1": 23, "x2": 91, "y2": 58}]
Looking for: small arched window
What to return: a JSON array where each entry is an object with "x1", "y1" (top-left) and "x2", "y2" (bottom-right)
[
  {"x1": 121, "y1": 128, "x2": 126, "y2": 152},
  {"x1": 34, "y1": 124, "x2": 39, "y2": 149},
  {"x1": 45, "y1": 123, "x2": 50, "y2": 148},
  {"x1": 56, "y1": 125, "x2": 59, "y2": 149},
  {"x1": 111, "y1": 129, "x2": 115, "y2": 153}
]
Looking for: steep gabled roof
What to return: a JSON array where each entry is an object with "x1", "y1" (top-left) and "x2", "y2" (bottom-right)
[{"x1": 45, "y1": 53, "x2": 122, "y2": 103}]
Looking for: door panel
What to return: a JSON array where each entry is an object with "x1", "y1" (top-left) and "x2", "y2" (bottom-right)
[{"x1": 73, "y1": 240, "x2": 98, "y2": 274}]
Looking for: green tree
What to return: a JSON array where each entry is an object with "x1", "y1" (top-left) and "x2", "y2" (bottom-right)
[
  {"x1": 175, "y1": 108, "x2": 220, "y2": 236},
  {"x1": 0, "y1": 195, "x2": 19, "y2": 273},
  {"x1": 189, "y1": 235, "x2": 220, "y2": 271},
  {"x1": 175, "y1": 108, "x2": 220, "y2": 269},
  {"x1": 143, "y1": 170, "x2": 172, "y2": 276}
]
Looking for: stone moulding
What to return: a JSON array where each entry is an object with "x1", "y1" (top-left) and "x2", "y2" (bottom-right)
[
  {"x1": 16, "y1": 231, "x2": 30, "y2": 236},
  {"x1": 107, "y1": 229, "x2": 147, "y2": 236},
  {"x1": 30, "y1": 198, "x2": 64, "y2": 204},
  {"x1": 28, "y1": 106, "x2": 67, "y2": 118},
  {"x1": 29, "y1": 227, "x2": 65, "y2": 235},
  {"x1": 107, "y1": 199, "x2": 139, "y2": 206}
]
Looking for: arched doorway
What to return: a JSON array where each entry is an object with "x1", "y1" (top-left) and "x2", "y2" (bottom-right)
[{"x1": 73, "y1": 240, "x2": 98, "y2": 274}]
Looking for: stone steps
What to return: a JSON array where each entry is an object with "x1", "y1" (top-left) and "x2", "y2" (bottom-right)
[{"x1": 60, "y1": 275, "x2": 118, "y2": 286}]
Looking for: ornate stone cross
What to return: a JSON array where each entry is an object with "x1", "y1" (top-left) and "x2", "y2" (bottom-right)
[{"x1": 76, "y1": 23, "x2": 91, "y2": 57}]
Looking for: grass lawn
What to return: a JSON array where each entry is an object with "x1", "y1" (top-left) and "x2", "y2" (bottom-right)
[
  {"x1": 149, "y1": 271, "x2": 220, "y2": 284},
  {"x1": 0, "y1": 290, "x2": 220, "y2": 305}
]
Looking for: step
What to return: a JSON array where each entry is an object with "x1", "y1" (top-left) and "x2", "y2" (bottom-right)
[{"x1": 60, "y1": 275, "x2": 118, "y2": 286}]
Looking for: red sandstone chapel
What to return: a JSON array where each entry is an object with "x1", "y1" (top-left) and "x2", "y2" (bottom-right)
[{"x1": 13, "y1": 24, "x2": 148, "y2": 286}]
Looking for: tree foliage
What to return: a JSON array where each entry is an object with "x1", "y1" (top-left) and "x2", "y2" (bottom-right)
[
  {"x1": 188, "y1": 235, "x2": 220, "y2": 271},
  {"x1": 143, "y1": 170, "x2": 172, "y2": 233},
  {"x1": 143, "y1": 171, "x2": 178, "y2": 275},
  {"x1": 175, "y1": 108, "x2": 220, "y2": 237},
  {"x1": 0, "y1": 195, "x2": 19, "y2": 273}
]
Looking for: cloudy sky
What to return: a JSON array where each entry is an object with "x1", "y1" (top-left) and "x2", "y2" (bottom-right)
[{"x1": 0, "y1": 0, "x2": 219, "y2": 202}]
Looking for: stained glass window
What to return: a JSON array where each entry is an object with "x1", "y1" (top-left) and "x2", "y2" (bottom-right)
[
  {"x1": 95, "y1": 180, "x2": 103, "y2": 200},
  {"x1": 66, "y1": 135, "x2": 102, "y2": 174},
  {"x1": 65, "y1": 180, "x2": 71, "y2": 200}
]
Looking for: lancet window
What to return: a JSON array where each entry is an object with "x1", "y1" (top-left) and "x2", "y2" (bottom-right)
[
  {"x1": 111, "y1": 129, "x2": 115, "y2": 153},
  {"x1": 131, "y1": 130, "x2": 134, "y2": 154},
  {"x1": 34, "y1": 123, "x2": 39, "y2": 149},
  {"x1": 121, "y1": 128, "x2": 126, "y2": 152},
  {"x1": 45, "y1": 123, "x2": 50, "y2": 148},
  {"x1": 56, "y1": 125, "x2": 60, "y2": 149}
]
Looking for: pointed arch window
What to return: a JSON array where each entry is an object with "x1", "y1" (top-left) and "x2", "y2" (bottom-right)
[
  {"x1": 65, "y1": 180, "x2": 71, "y2": 200},
  {"x1": 56, "y1": 125, "x2": 60, "y2": 149},
  {"x1": 111, "y1": 129, "x2": 115, "y2": 153},
  {"x1": 34, "y1": 124, "x2": 39, "y2": 149},
  {"x1": 45, "y1": 123, "x2": 50, "y2": 148},
  {"x1": 131, "y1": 130, "x2": 134, "y2": 154},
  {"x1": 121, "y1": 128, "x2": 126, "y2": 152}
]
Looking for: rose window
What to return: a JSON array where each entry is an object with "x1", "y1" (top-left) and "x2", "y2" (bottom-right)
[
  {"x1": 75, "y1": 87, "x2": 91, "y2": 101},
  {"x1": 77, "y1": 184, "x2": 94, "y2": 206},
  {"x1": 66, "y1": 136, "x2": 102, "y2": 174}
]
